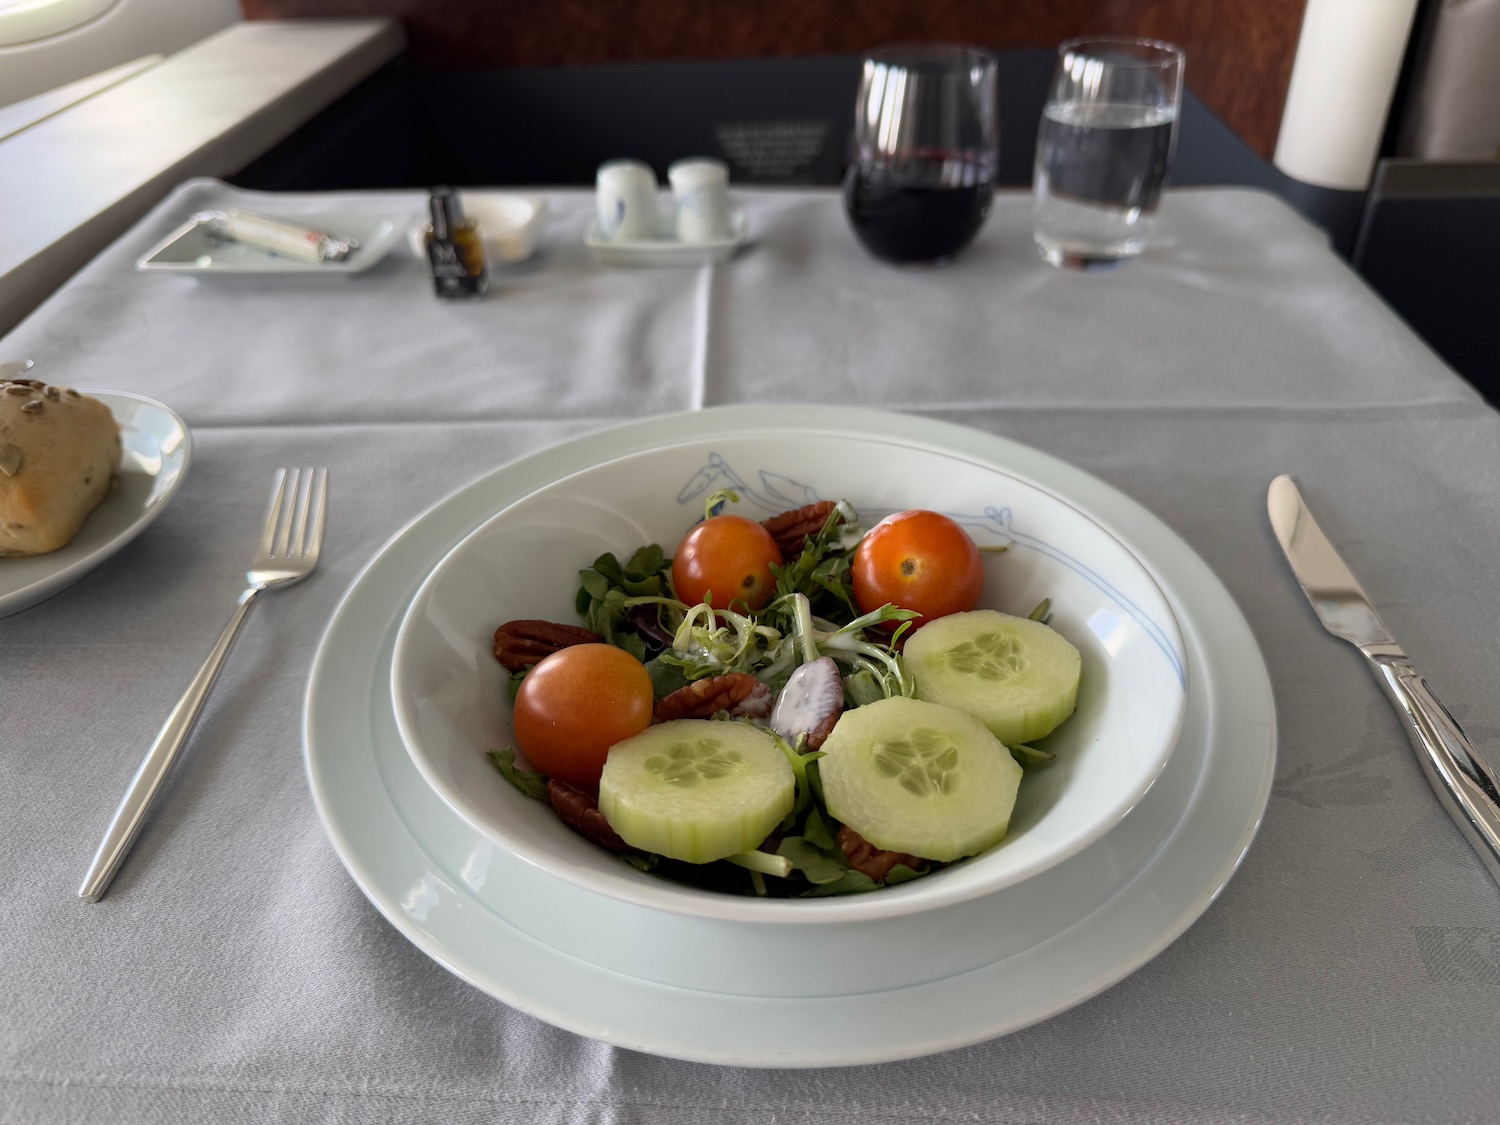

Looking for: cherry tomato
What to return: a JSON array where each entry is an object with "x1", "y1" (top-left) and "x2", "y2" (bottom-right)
[
  {"x1": 671, "y1": 515, "x2": 784, "y2": 611},
  {"x1": 512, "y1": 644, "x2": 654, "y2": 787},
  {"x1": 851, "y1": 509, "x2": 984, "y2": 629}
]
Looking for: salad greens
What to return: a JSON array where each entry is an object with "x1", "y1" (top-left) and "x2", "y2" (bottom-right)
[
  {"x1": 574, "y1": 492, "x2": 919, "y2": 707},
  {"x1": 491, "y1": 493, "x2": 1051, "y2": 899}
]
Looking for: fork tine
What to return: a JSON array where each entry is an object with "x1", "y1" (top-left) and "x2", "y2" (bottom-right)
[
  {"x1": 291, "y1": 467, "x2": 314, "y2": 556},
  {"x1": 259, "y1": 469, "x2": 289, "y2": 557},
  {"x1": 311, "y1": 468, "x2": 328, "y2": 557},
  {"x1": 275, "y1": 468, "x2": 300, "y2": 557}
]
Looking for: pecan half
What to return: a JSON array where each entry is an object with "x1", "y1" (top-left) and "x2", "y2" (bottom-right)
[
  {"x1": 492, "y1": 619, "x2": 602, "y2": 671},
  {"x1": 655, "y1": 673, "x2": 773, "y2": 722},
  {"x1": 547, "y1": 779, "x2": 630, "y2": 853},
  {"x1": 769, "y1": 656, "x2": 843, "y2": 751},
  {"x1": 761, "y1": 500, "x2": 841, "y2": 560},
  {"x1": 838, "y1": 826, "x2": 926, "y2": 883}
]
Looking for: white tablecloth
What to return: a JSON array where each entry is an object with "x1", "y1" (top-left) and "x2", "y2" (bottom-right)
[{"x1": 3, "y1": 181, "x2": 1498, "y2": 1125}]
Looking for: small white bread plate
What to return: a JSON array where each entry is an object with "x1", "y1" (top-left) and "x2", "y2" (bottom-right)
[
  {"x1": 585, "y1": 208, "x2": 748, "y2": 266},
  {"x1": 407, "y1": 193, "x2": 550, "y2": 266},
  {"x1": 136, "y1": 212, "x2": 406, "y2": 275},
  {"x1": 389, "y1": 425, "x2": 1187, "y2": 944},
  {"x1": 0, "y1": 391, "x2": 191, "y2": 619}
]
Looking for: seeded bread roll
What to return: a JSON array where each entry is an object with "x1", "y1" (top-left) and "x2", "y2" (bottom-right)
[{"x1": 0, "y1": 380, "x2": 121, "y2": 557}]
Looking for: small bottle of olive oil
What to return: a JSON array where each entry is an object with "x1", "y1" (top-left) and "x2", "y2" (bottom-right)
[{"x1": 426, "y1": 186, "x2": 487, "y2": 298}]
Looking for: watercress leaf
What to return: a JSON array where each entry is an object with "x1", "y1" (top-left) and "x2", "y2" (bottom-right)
[
  {"x1": 645, "y1": 656, "x2": 690, "y2": 699},
  {"x1": 882, "y1": 864, "x2": 927, "y2": 885},
  {"x1": 802, "y1": 803, "x2": 837, "y2": 851},
  {"x1": 505, "y1": 670, "x2": 527, "y2": 703},
  {"x1": 597, "y1": 589, "x2": 631, "y2": 638},
  {"x1": 486, "y1": 747, "x2": 549, "y2": 802},
  {"x1": 811, "y1": 555, "x2": 848, "y2": 584},
  {"x1": 626, "y1": 543, "x2": 665, "y2": 575},
  {"x1": 582, "y1": 604, "x2": 606, "y2": 637},
  {"x1": 1010, "y1": 743, "x2": 1056, "y2": 768},
  {"x1": 579, "y1": 570, "x2": 611, "y2": 600},
  {"x1": 620, "y1": 574, "x2": 663, "y2": 597},
  {"x1": 615, "y1": 632, "x2": 647, "y2": 662},
  {"x1": 806, "y1": 757, "x2": 828, "y2": 809},
  {"x1": 591, "y1": 553, "x2": 625, "y2": 583},
  {"x1": 810, "y1": 570, "x2": 858, "y2": 617},
  {"x1": 843, "y1": 667, "x2": 885, "y2": 708},
  {"x1": 776, "y1": 837, "x2": 851, "y2": 884},
  {"x1": 800, "y1": 870, "x2": 878, "y2": 897}
]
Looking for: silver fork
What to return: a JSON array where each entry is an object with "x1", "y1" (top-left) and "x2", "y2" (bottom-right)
[{"x1": 79, "y1": 468, "x2": 328, "y2": 902}]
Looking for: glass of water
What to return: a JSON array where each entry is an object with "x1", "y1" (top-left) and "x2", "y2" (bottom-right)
[{"x1": 1032, "y1": 37, "x2": 1184, "y2": 268}]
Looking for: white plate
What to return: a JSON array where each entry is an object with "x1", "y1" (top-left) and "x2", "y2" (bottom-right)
[
  {"x1": 0, "y1": 391, "x2": 191, "y2": 619},
  {"x1": 390, "y1": 432, "x2": 1186, "y2": 931},
  {"x1": 303, "y1": 406, "x2": 1276, "y2": 1067},
  {"x1": 135, "y1": 212, "x2": 407, "y2": 275},
  {"x1": 585, "y1": 208, "x2": 748, "y2": 266}
]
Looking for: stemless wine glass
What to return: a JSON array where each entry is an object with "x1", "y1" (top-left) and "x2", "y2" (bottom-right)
[
  {"x1": 1033, "y1": 37, "x2": 1184, "y2": 268},
  {"x1": 843, "y1": 46, "x2": 999, "y2": 265}
]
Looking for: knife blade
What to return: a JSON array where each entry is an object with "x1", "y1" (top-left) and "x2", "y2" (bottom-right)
[{"x1": 1268, "y1": 475, "x2": 1500, "y2": 885}]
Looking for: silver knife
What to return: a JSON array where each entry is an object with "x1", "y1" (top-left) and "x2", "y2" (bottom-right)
[{"x1": 1268, "y1": 474, "x2": 1500, "y2": 883}]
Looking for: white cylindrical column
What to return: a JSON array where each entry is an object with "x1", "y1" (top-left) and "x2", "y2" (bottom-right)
[{"x1": 1273, "y1": 0, "x2": 1421, "y2": 189}]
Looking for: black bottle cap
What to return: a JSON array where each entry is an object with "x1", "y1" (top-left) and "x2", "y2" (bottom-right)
[{"x1": 429, "y1": 186, "x2": 462, "y2": 241}]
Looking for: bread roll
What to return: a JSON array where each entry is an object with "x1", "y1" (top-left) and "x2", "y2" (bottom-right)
[{"x1": 0, "y1": 380, "x2": 121, "y2": 557}]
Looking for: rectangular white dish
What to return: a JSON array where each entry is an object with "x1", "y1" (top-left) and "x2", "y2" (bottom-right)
[
  {"x1": 585, "y1": 208, "x2": 748, "y2": 266},
  {"x1": 136, "y1": 211, "x2": 407, "y2": 275}
]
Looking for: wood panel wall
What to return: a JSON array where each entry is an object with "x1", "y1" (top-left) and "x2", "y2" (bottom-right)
[{"x1": 241, "y1": 0, "x2": 1308, "y2": 158}]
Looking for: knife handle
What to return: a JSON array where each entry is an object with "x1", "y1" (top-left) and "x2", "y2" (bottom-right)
[{"x1": 1367, "y1": 654, "x2": 1500, "y2": 884}]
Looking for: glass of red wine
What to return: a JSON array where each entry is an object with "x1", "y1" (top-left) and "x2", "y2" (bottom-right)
[{"x1": 843, "y1": 46, "x2": 999, "y2": 265}]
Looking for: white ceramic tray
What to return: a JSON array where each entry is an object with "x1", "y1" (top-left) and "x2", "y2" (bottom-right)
[
  {"x1": 136, "y1": 212, "x2": 407, "y2": 275},
  {"x1": 303, "y1": 406, "x2": 1276, "y2": 1067},
  {"x1": 585, "y1": 209, "x2": 748, "y2": 266}
]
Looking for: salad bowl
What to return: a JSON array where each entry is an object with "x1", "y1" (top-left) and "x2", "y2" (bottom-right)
[{"x1": 390, "y1": 425, "x2": 1187, "y2": 931}]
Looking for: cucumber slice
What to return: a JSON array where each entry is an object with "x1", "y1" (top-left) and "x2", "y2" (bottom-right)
[
  {"x1": 819, "y1": 697, "x2": 1022, "y2": 862},
  {"x1": 598, "y1": 720, "x2": 794, "y2": 864},
  {"x1": 904, "y1": 609, "x2": 1081, "y2": 746}
]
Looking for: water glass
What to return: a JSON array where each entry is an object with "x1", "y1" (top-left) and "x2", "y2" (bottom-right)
[
  {"x1": 843, "y1": 46, "x2": 999, "y2": 265},
  {"x1": 1033, "y1": 37, "x2": 1184, "y2": 268}
]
